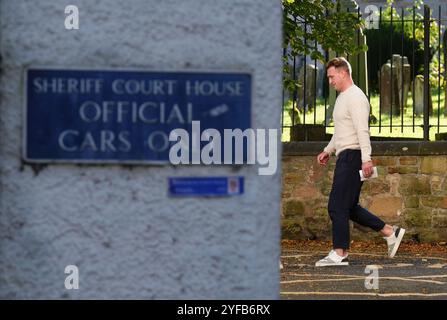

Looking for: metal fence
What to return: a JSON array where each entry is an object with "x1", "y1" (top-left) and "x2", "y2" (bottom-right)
[{"x1": 282, "y1": 4, "x2": 447, "y2": 142}]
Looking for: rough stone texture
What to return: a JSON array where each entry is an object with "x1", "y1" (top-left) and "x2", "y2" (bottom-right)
[
  {"x1": 403, "y1": 208, "x2": 432, "y2": 227},
  {"x1": 420, "y1": 196, "x2": 447, "y2": 209},
  {"x1": 399, "y1": 175, "x2": 431, "y2": 195},
  {"x1": 432, "y1": 214, "x2": 447, "y2": 228},
  {"x1": 387, "y1": 166, "x2": 418, "y2": 174},
  {"x1": 365, "y1": 178, "x2": 390, "y2": 196},
  {"x1": 399, "y1": 156, "x2": 418, "y2": 166},
  {"x1": 431, "y1": 175, "x2": 445, "y2": 195},
  {"x1": 442, "y1": 179, "x2": 447, "y2": 194},
  {"x1": 283, "y1": 200, "x2": 305, "y2": 218},
  {"x1": 0, "y1": 0, "x2": 282, "y2": 299},
  {"x1": 372, "y1": 157, "x2": 397, "y2": 167},
  {"x1": 282, "y1": 155, "x2": 447, "y2": 243},
  {"x1": 421, "y1": 157, "x2": 447, "y2": 174},
  {"x1": 404, "y1": 196, "x2": 419, "y2": 208},
  {"x1": 291, "y1": 185, "x2": 321, "y2": 199},
  {"x1": 367, "y1": 197, "x2": 402, "y2": 219}
]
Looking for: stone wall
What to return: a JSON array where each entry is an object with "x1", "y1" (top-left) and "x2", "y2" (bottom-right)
[{"x1": 282, "y1": 147, "x2": 447, "y2": 243}]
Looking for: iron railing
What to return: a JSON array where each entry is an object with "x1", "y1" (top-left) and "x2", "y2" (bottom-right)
[{"x1": 282, "y1": 4, "x2": 447, "y2": 141}]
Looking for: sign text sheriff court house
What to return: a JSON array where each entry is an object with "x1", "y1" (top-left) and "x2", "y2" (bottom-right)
[{"x1": 24, "y1": 68, "x2": 251, "y2": 164}]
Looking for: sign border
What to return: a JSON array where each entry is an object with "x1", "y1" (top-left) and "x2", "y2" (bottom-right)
[
  {"x1": 22, "y1": 67, "x2": 254, "y2": 165},
  {"x1": 168, "y1": 176, "x2": 245, "y2": 197}
]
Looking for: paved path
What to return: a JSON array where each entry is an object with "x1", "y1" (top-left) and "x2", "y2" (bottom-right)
[{"x1": 280, "y1": 249, "x2": 447, "y2": 300}]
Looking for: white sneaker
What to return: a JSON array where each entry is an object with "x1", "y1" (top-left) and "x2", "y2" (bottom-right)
[
  {"x1": 315, "y1": 250, "x2": 349, "y2": 267},
  {"x1": 385, "y1": 226, "x2": 405, "y2": 258}
]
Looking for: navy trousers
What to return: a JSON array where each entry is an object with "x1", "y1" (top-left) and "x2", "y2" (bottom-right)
[{"x1": 328, "y1": 149, "x2": 386, "y2": 249}]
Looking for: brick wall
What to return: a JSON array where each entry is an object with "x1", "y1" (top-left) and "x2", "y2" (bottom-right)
[{"x1": 282, "y1": 154, "x2": 447, "y2": 243}]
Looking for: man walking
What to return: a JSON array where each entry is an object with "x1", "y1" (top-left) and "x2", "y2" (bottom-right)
[{"x1": 315, "y1": 57, "x2": 405, "y2": 267}]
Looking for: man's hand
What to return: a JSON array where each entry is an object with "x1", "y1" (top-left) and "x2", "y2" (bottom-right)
[
  {"x1": 362, "y1": 161, "x2": 374, "y2": 178},
  {"x1": 317, "y1": 151, "x2": 330, "y2": 166}
]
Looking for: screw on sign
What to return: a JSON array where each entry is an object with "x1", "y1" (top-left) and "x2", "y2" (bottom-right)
[{"x1": 228, "y1": 178, "x2": 239, "y2": 194}]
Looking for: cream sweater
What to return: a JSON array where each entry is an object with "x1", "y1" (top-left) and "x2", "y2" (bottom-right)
[{"x1": 324, "y1": 84, "x2": 372, "y2": 162}]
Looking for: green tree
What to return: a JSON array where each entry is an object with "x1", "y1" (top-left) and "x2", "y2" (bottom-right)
[{"x1": 283, "y1": 0, "x2": 367, "y2": 93}]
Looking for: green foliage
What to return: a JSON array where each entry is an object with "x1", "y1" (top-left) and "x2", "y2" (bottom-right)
[{"x1": 282, "y1": 0, "x2": 367, "y2": 94}]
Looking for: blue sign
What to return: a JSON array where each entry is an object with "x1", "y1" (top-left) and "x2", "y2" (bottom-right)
[
  {"x1": 24, "y1": 68, "x2": 251, "y2": 163},
  {"x1": 168, "y1": 177, "x2": 244, "y2": 196}
]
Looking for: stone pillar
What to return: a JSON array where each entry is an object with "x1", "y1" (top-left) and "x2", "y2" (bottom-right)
[{"x1": 0, "y1": 0, "x2": 282, "y2": 299}]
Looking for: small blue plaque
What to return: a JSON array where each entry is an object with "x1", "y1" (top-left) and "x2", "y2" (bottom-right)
[{"x1": 168, "y1": 177, "x2": 244, "y2": 196}]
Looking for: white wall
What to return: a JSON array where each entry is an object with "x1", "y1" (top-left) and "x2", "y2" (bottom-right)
[{"x1": 0, "y1": 0, "x2": 283, "y2": 299}]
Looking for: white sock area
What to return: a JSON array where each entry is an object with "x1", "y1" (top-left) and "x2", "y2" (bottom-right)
[
  {"x1": 384, "y1": 232, "x2": 396, "y2": 243},
  {"x1": 329, "y1": 250, "x2": 346, "y2": 262}
]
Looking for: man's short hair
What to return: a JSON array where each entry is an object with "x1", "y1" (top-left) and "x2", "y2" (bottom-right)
[{"x1": 326, "y1": 57, "x2": 352, "y2": 76}]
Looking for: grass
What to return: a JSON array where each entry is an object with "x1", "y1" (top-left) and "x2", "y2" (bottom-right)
[{"x1": 281, "y1": 89, "x2": 447, "y2": 142}]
